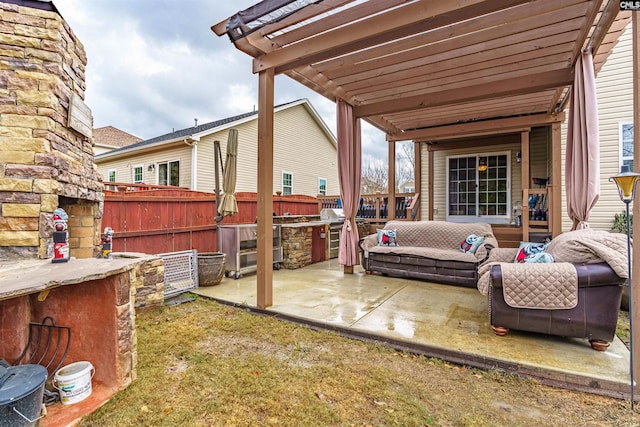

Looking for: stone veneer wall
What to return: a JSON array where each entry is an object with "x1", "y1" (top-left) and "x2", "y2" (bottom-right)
[
  {"x1": 111, "y1": 252, "x2": 165, "y2": 312},
  {"x1": 119, "y1": 256, "x2": 164, "y2": 386},
  {"x1": 132, "y1": 255, "x2": 165, "y2": 311},
  {"x1": 280, "y1": 225, "x2": 314, "y2": 269},
  {"x1": 0, "y1": 2, "x2": 103, "y2": 259}
]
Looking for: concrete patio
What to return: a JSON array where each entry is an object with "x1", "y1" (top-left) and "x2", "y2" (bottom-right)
[{"x1": 193, "y1": 259, "x2": 632, "y2": 400}]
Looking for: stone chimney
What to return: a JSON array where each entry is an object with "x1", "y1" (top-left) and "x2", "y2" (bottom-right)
[{"x1": 0, "y1": 1, "x2": 103, "y2": 259}]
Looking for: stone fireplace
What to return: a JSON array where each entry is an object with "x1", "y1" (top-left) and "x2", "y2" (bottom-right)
[{"x1": 0, "y1": 0, "x2": 103, "y2": 260}]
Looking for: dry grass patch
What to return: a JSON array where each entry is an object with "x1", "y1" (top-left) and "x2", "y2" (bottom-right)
[{"x1": 79, "y1": 298, "x2": 640, "y2": 427}]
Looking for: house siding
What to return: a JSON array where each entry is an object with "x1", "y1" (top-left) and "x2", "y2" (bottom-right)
[
  {"x1": 96, "y1": 144, "x2": 192, "y2": 188},
  {"x1": 273, "y1": 104, "x2": 338, "y2": 196},
  {"x1": 560, "y1": 24, "x2": 632, "y2": 232},
  {"x1": 95, "y1": 101, "x2": 338, "y2": 198},
  {"x1": 196, "y1": 120, "x2": 258, "y2": 194},
  {"x1": 419, "y1": 127, "x2": 548, "y2": 224},
  {"x1": 196, "y1": 103, "x2": 338, "y2": 196}
]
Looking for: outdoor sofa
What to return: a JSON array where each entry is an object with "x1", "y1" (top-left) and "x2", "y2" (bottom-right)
[
  {"x1": 359, "y1": 220, "x2": 498, "y2": 288},
  {"x1": 477, "y1": 229, "x2": 629, "y2": 351}
]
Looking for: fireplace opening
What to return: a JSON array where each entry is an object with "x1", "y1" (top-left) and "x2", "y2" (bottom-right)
[{"x1": 54, "y1": 196, "x2": 102, "y2": 260}]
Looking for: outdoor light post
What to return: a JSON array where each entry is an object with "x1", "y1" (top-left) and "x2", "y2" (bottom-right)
[{"x1": 610, "y1": 165, "x2": 640, "y2": 409}]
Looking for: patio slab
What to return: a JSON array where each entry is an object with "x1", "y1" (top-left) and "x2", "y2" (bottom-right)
[{"x1": 194, "y1": 259, "x2": 632, "y2": 400}]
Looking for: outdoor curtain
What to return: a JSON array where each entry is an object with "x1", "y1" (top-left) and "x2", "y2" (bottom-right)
[
  {"x1": 218, "y1": 129, "x2": 239, "y2": 217},
  {"x1": 337, "y1": 100, "x2": 362, "y2": 267},
  {"x1": 566, "y1": 49, "x2": 599, "y2": 230}
]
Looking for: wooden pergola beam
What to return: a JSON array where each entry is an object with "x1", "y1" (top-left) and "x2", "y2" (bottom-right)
[
  {"x1": 388, "y1": 113, "x2": 565, "y2": 142},
  {"x1": 414, "y1": 142, "x2": 422, "y2": 221},
  {"x1": 354, "y1": 69, "x2": 573, "y2": 118}
]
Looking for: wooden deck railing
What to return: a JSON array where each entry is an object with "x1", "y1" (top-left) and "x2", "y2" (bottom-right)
[
  {"x1": 103, "y1": 182, "x2": 189, "y2": 192},
  {"x1": 317, "y1": 192, "x2": 420, "y2": 222}
]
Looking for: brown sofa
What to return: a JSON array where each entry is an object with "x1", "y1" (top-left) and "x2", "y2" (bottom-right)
[
  {"x1": 359, "y1": 220, "x2": 498, "y2": 288},
  {"x1": 477, "y1": 230, "x2": 629, "y2": 351}
]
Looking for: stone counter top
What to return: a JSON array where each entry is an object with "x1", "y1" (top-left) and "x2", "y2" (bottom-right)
[
  {"x1": 279, "y1": 220, "x2": 335, "y2": 228},
  {"x1": 0, "y1": 254, "x2": 157, "y2": 301}
]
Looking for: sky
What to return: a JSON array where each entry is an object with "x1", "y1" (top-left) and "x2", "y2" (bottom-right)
[{"x1": 51, "y1": 0, "x2": 396, "y2": 167}]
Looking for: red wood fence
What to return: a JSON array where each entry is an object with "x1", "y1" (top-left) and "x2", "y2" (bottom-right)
[{"x1": 102, "y1": 185, "x2": 320, "y2": 254}]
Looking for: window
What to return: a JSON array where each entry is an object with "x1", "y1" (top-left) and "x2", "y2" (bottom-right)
[
  {"x1": 107, "y1": 169, "x2": 116, "y2": 182},
  {"x1": 403, "y1": 186, "x2": 414, "y2": 193},
  {"x1": 446, "y1": 153, "x2": 510, "y2": 223},
  {"x1": 318, "y1": 178, "x2": 327, "y2": 195},
  {"x1": 133, "y1": 165, "x2": 143, "y2": 184},
  {"x1": 158, "y1": 160, "x2": 180, "y2": 186},
  {"x1": 282, "y1": 172, "x2": 293, "y2": 195},
  {"x1": 620, "y1": 122, "x2": 634, "y2": 170}
]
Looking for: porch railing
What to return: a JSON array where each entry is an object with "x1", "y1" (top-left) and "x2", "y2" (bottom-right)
[
  {"x1": 317, "y1": 192, "x2": 420, "y2": 222},
  {"x1": 103, "y1": 182, "x2": 188, "y2": 192}
]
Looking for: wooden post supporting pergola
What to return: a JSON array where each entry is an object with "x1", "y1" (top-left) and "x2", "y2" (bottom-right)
[
  {"x1": 256, "y1": 68, "x2": 274, "y2": 309},
  {"x1": 388, "y1": 141, "x2": 396, "y2": 220},
  {"x1": 520, "y1": 131, "x2": 531, "y2": 242},
  {"x1": 550, "y1": 122, "x2": 562, "y2": 238},
  {"x1": 427, "y1": 147, "x2": 434, "y2": 221}
]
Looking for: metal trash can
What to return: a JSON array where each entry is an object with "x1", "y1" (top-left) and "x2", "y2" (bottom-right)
[{"x1": 0, "y1": 364, "x2": 47, "y2": 427}]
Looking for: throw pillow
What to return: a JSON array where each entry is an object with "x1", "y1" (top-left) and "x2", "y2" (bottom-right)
[
  {"x1": 523, "y1": 251, "x2": 555, "y2": 263},
  {"x1": 460, "y1": 234, "x2": 485, "y2": 254},
  {"x1": 377, "y1": 229, "x2": 398, "y2": 246},
  {"x1": 514, "y1": 241, "x2": 549, "y2": 263}
]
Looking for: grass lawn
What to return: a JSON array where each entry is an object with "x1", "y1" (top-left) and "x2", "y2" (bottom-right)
[{"x1": 79, "y1": 298, "x2": 640, "y2": 427}]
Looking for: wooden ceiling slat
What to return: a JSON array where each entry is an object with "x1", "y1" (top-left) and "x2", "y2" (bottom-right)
[
  {"x1": 329, "y1": 16, "x2": 585, "y2": 86},
  {"x1": 354, "y1": 69, "x2": 573, "y2": 117},
  {"x1": 316, "y1": 0, "x2": 588, "y2": 76},
  {"x1": 388, "y1": 92, "x2": 554, "y2": 122},
  {"x1": 388, "y1": 113, "x2": 563, "y2": 142},
  {"x1": 342, "y1": 41, "x2": 575, "y2": 96},
  {"x1": 391, "y1": 97, "x2": 556, "y2": 130},
  {"x1": 356, "y1": 61, "x2": 570, "y2": 105}
]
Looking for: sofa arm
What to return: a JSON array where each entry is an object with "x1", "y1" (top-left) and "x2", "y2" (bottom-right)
[
  {"x1": 359, "y1": 235, "x2": 376, "y2": 270},
  {"x1": 486, "y1": 247, "x2": 518, "y2": 264},
  {"x1": 359, "y1": 233, "x2": 378, "y2": 252},
  {"x1": 490, "y1": 262, "x2": 626, "y2": 290},
  {"x1": 477, "y1": 243, "x2": 495, "y2": 265}
]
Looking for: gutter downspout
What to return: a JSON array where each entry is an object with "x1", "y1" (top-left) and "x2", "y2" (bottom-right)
[{"x1": 184, "y1": 136, "x2": 200, "y2": 190}]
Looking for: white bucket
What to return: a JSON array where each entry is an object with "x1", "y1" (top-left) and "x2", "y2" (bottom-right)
[{"x1": 53, "y1": 361, "x2": 95, "y2": 405}]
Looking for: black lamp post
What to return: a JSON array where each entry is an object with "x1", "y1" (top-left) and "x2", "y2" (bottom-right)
[{"x1": 610, "y1": 165, "x2": 640, "y2": 408}]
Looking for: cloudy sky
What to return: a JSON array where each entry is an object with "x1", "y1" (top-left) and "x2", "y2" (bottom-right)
[{"x1": 52, "y1": 0, "x2": 394, "y2": 166}]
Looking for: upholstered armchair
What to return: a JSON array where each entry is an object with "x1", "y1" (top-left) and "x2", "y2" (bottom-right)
[{"x1": 477, "y1": 230, "x2": 629, "y2": 351}]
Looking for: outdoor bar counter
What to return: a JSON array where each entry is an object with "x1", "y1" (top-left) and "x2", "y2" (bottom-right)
[{"x1": 0, "y1": 255, "x2": 157, "y2": 426}]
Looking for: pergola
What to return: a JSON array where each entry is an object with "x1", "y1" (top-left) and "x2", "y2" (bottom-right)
[{"x1": 213, "y1": 0, "x2": 639, "y2": 378}]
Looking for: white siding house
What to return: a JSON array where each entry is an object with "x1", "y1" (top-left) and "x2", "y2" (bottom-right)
[{"x1": 95, "y1": 99, "x2": 339, "y2": 197}]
